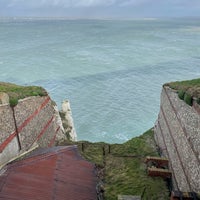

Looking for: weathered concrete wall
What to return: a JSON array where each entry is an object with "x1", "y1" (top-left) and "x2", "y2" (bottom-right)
[
  {"x1": 0, "y1": 104, "x2": 19, "y2": 165},
  {"x1": 0, "y1": 95, "x2": 66, "y2": 167},
  {"x1": 154, "y1": 86, "x2": 200, "y2": 193},
  {"x1": 0, "y1": 105, "x2": 15, "y2": 145}
]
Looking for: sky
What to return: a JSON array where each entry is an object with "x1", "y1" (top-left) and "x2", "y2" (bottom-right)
[{"x1": 0, "y1": 0, "x2": 200, "y2": 18}]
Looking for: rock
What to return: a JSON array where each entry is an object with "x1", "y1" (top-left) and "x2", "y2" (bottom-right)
[
  {"x1": 61, "y1": 100, "x2": 77, "y2": 141},
  {"x1": 53, "y1": 105, "x2": 66, "y2": 142}
]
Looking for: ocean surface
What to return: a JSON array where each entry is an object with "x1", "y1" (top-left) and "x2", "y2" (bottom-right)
[{"x1": 0, "y1": 18, "x2": 200, "y2": 143}]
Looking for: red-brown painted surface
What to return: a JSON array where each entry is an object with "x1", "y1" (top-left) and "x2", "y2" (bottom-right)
[
  {"x1": 0, "y1": 146, "x2": 97, "y2": 200},
  {"x1": 0, "y1": 132, "x2": 17, "y2": 153},
  {"x1": 48, "y1": 127, "x2": 60, "y2": 147},
  {"x1": 145, "y1": 156, "x2": 169, "y2": 168}
]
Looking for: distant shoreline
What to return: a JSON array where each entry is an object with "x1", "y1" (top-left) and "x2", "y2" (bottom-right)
[{"x1": 0, "y1": 16, "x2": 199, "y2": 22}]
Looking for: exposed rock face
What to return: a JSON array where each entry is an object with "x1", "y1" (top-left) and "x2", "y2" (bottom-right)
[
  {"x1": 154, "y1": 86, "x2": 200, "y2": 193},
  {"x1": 53, "y1": 104, "x2": 65, "y2": 141},
  {"x1": 60, "y1": 100, "x2": 77, "y2": 141}
]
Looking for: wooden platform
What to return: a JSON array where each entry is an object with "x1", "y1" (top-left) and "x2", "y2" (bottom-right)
[
  {"x1": 147, "y1": 167, "x2": 172, "y2": 178},
  {"x1": 145, "y1": 156, "x2": 169, "y2": 168},
  {"x1": 170, "y1": 191, "x2": 200, "y2": 200}
]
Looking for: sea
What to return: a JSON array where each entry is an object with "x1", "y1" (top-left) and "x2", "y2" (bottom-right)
[{"x1": 0, "y1": 17, "x2": 200, "y2": 143}]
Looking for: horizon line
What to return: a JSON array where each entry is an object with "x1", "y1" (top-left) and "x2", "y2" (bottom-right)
[{"x1": 0, "y1": 16, "x2": 199, "y2": 21}]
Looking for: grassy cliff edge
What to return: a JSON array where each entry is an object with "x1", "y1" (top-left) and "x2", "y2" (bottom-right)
[{"x1": 0, "y1": 82, "x2": 47, "y2": 106}]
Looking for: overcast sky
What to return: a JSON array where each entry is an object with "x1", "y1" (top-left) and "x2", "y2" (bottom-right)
[{"x1": 1, "y1": 0, "x2": 200, "y2": 18}]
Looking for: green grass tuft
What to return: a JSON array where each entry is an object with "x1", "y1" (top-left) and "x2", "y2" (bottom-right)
[
  {"x1": 164, "y1": 78, "x2": 200, "y2": 99},
  {"x1": 184, "y1": 93, "x2": 193, "y2": 106},
  {"x1": 178, "y1": 90, "x2": 185, "y2": 100},
  {"x1": 0, "y1": 82, "x2": 47, "y2": 106},
  {"x1": 9, "y1": 98, "x2": 18, "y2": 107},
  {"x1": 165, "y1": 78, "x2": 200, "y2": 105},
  {"x1": 197, "y1": 98, "x2": 200, "y2": 105}
]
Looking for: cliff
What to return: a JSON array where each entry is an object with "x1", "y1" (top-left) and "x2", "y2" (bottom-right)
[
  {"x1": 154, "y1": 84, "x2": 200, "y2": 193},
  {"x1": 60, "y1": 100, "x2": 77, "y2": 141},
  {"x1": 0, "y1": 83, "x2": 69, "y2": 167}
]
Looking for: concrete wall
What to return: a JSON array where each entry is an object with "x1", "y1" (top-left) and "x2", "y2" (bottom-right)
[
  {"x1": 154, "y1": 86, "x2": 200, "y2": 193},
  {"x1": 0, "y1": 95, "x2": 65, "y2": 167}
]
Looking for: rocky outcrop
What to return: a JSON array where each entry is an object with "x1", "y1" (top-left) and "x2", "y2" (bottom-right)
[
  {"x1": 154, "y1": 86, "x2": 200, "y2": 193},
  {"x1": 60, "y1": 100, "x2": 77, "y2": 141}
]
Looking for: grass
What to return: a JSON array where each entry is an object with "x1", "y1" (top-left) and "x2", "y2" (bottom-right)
[
  {"x1": 165, "y1": 78, "x2": 200, "y2": 106},
  {"x1": 178, "y1": 90, "x2": 185, "y2": 100},
  {"x1": 103, "y1": 130, "x2": 169, "y2": 200},
  {"x1": 0, "y1": 82, "x2": 47, "y2": 106},
  {"x1": 184, "y1": 93, "x2": 193, "y2": 106},
  {"x1": 164, "y1": 78, "x2": 200, "y2": 99},
  {"x1": 58, "y1": 129, "x2": 169, "y2": 199}
]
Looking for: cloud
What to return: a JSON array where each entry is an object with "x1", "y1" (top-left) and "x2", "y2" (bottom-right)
[
  {"x1": 5, "y1": 0, "x2": 117, "y2": 8},
  {"x1": 1, "y1": 0, "x2": 200, "y2": 17},
  {"x1": 3, "y1": 0, "x2": 200, "y2": 9},
  {"x1": 73, "y1": 0, "x2": 116, "y2": 7},
  {"x1": 118, "y1": 0, "x2": 150, "y2": 7}
]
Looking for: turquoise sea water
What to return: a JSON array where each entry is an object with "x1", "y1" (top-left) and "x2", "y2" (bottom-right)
[{"x1": 0, "y1": 18, "x2": 200, "y2": 143}]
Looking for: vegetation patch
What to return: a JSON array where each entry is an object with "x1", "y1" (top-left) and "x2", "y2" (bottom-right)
[
  {"x1": 0, "y1": 82, "x2": 47, "y2": 106},
  {"x1": 58, "y1": 129, "x2": 169, "y2": 199},
  {"x1": 178, "y1": 90, "x2": 185, "y2": 100},
  {"x1": 9, "y1": 97, "x2": 19, "y2": 107},
  {"x1": 184, "y1": 93, "x2": 193, "y2": 106},
  {"x1": 197, "y1": 98, "x2": 200, "y2": 105},
  {"x1": 165, "y1": 78, "x2": 200, "y2": 106},
  {"x1": 165, "y1": 78, "x2": 200, "y2": 98}
]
